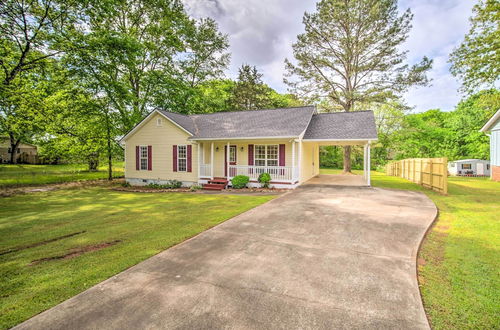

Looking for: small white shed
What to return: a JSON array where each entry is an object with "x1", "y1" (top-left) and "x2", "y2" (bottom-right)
[{"x1": 448, "y1": 159, "x2": 490, "y2": 176}]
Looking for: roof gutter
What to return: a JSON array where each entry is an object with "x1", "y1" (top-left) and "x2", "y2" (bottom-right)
[{"x1": 188, "y1": 136, "x2": 299, "y2": 141}]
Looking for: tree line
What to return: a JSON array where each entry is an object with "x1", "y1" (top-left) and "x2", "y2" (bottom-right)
[{"x1": 1, "y1": 0, "x2": 498, "y2": 175}]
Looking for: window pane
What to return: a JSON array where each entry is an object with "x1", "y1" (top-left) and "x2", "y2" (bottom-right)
[
  {"x1": 140, "y1": 159, "x2": 148, "y2": 170},
  {"x1": 230, "y1": 146, "x2": 236, "y2": 162},
  {"x1": 255, "y1": 145, "x2": 266, "y2": 159},
  {"x1": 178, "y1": 145, "x2": 186, "y2": 159},
  {"x1": 178, "y1": 159, "x2": 187, "y2": 172},
  {"x1": 267, "y1": 145, "x2": 278, "y2": 160},
  {"x1": 267, "y1": 160, "x2": 278, "y2": 166},
  {"x1": 255, "y1": 159, "x2": 265, "y2": 166}
]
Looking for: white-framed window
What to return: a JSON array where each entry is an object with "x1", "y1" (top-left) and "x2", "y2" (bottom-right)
[
  {"x1": 254, "y1": 145, "x2": 278, "y2": 167},
  {"x1": 177, "y1": 145, "x2": 187, "y2": 172},
  {"x1": 140, "y1": 146, "x2": 148, "y2": 170},
  {"x1": 229, "y1": 145, "x2": 237, "y2": 163},
  {"x1": 156, "y1": 118, "x2": 163, "y2": 126}
]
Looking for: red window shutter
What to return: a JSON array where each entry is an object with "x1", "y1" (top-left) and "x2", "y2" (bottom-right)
[
  {"x1": 147, "y1": 146, "x2": 152, "y2": 171},
  {"x1": 279, "y1": 144, "x2": 285, "y2": 166},
  {"x1": 173, "y1": 145, "x2": 177, "y2": 172},
  {"x1": 135, "y1": 146, "x2": 139, "y2": 170},
  {"x1": 187, "y1": 145, "x2": 192, "y2": 172},
  {"x1": 248, "y1": 144, "x2": 254, "y2": 165}
]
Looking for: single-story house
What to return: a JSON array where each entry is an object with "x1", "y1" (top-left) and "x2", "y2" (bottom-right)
[
  {"x1": 120, "y1": 106, "x2": 378, "y2": 189},
  {"x1": 448, "y1": 159, "x2": 490, "y2": 176},
  {"x1": 480, "y1": 109, "x2": 500, "y2": 181},
  {"x1": 0, "y1": 137, "x2": 39, "y2": 164}
]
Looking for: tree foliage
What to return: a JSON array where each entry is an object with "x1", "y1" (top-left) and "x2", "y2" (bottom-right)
[{"x1": 449, "y1": 0, "x2": 500, "y2": 92}]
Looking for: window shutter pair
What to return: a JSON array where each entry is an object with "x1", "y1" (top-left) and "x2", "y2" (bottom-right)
[
  {"x1": 136, "y1": 146, "x2": 152, "y2": 171},
  {"x1": 172, "y1": 145, "x2": 192, "y2": 172}
]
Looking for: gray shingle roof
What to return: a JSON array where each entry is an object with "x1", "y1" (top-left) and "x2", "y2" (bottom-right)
[
  {"x1": 189, "y1": 106, "x2": 315, "y2": 139},
  {"x1": 159, "y1": 111, "x2": 197, "y2": 135},
  {"x1": 303, "y1": 111, "x2": 378, "y2": 140},
  {"x1": 156, "y1": 107, "x2": 377, "y2": 141}
]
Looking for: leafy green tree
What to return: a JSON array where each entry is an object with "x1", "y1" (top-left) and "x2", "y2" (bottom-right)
[
  {"x1": 65, "y1": 0, "x2": 229, "y2": 131},
  {"x1": 393, "y1": 110, "x2": 454, "y2": 159},
  {"x1": 285, "y1": 0, "x2": 432, "y2": 172},
  {"x1": 446, "y1": 89, "x2": 500, "y2": 159},
  {"x1": 450, "y1": 0, "x2": 500, "y2": 92},
  {"x1": 0, "y1": 0, "x2": 78, "y2": 162},
  {"x1": 231, "y1": 64, "x2": 271, "y2": 110}
]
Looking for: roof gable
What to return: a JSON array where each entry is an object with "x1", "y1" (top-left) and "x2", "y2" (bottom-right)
[{"x1": 480, "y1": 109, "x2": 500, "y2": 132}]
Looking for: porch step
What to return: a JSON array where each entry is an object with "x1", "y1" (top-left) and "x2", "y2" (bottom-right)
[
  {"x1": 208, "y1": 179, "x2": 228, "y2": 185},
  {"x1": 202, "y1": 183, "x2": 226, "y2": 191}
]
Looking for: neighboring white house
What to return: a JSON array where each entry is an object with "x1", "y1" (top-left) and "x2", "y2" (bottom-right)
[
  {"x1": 448, "y1": 159, "x2": 490, "y2": 176},
  {"x1": 480, "y1": 109, "x2": 500, "y2": 181}
]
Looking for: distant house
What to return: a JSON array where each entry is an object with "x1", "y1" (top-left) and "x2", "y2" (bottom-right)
[
  {"x1": 480, "y1": 109, "x2": 500, "y2": 181},
  {"x1": 448, "y1": 159, "x2": 490, "y2": 177},
  {"x1": 0, "y1": 138, "x2": 39, "y2": 164},
  {"x1": 119, "y1": 106, "x2": 378, "y2": 189}
]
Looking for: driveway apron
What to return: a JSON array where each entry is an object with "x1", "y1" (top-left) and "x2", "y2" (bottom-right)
[{"x1": 15, "y1": 183, "x2": 437, "y2": 330}]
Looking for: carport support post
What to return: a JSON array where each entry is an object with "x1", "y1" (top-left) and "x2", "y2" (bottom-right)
[
  {"x1": 210, "y1": 142, "x2": 214, "y2": 179},
  {"x1": 367, "y1": 141, "x2": 371, "y2": 186},
  {"x1": 226, "y1": 141, "x2": 230, "y2": 178},
  {"x1": 292, "y1": 142, "x2": 296, "y2": 180},
  {"x1": 363, "y1": 144, "x2": 367, "y2": 180}
]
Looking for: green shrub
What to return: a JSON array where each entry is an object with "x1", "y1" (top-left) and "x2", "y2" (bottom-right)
[
  {"x1": 121, "y1": 182, "x2": 131, "y2": 188},
  {"x1": 231, "y1": 175, "x2": 249, "y2": 189},
  {"x1": 258, "y1": 172, "x2": 271, "y2": 188},
  {"x1": 146, "y1": 180, "x2": 183, "y2": 189},
  {"x1": 168, "y1": 180, "x2": 182, "y2": 189},
  {"x1": 190, "y1": 184, "x2": 202, "y2": 191}
]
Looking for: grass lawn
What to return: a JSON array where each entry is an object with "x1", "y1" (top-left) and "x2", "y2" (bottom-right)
[
  {"x1": 0, "y1": 187, "x2": 274, "y2": 329},
  {"x1": 0, "y1": 162, "x2": 124, "y2": 188},
  {"x1": 321, "y1": 168, "x2": 500, "y2": 329}
]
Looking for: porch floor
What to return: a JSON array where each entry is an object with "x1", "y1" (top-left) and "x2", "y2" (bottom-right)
[{"x1": 304, "y1": 174, "x2": 367, "y2": 187}]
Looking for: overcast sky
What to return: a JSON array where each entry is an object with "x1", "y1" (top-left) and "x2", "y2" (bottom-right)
[{"x1": 184, "y1": 0, "x2": 475, "y2": 113}]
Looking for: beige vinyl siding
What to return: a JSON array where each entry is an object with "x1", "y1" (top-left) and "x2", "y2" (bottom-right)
[
  {"x1": 300, "y1": 141, "x2": 319, "y2": 183},
  {"x1": 124, "y1": 113, "x2": 198, "y2": 182},
  {"x1": 199, "y1": 140, "x2": 296, "y2": 178}
]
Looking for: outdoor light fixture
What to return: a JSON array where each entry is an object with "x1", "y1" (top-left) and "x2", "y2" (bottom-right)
[
  {"x1": 215, "y1": 147, "x2": 219, "y2": 152},
  {"x1": 240, "y1": 146, "x2": 244, "y2": 152}
]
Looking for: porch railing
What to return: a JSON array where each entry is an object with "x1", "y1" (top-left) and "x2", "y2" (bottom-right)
[
  {"x1": 228, "y1": 165, "x2": 296, "y2": 182},
  {"x1": 199, "y1": 164, "x2": 211, "y2": 177}
]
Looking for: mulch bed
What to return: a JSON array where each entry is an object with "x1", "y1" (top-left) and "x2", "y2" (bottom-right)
[{"x1": 112, "y1": 186, "x2": 289, "y2": 194}]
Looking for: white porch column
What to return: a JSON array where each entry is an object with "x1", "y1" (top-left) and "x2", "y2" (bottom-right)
[
  {"x1": 363, "y1": 143, "x2": 367, "y2": 180},
  {"x1": 367, "y1": 141, "x2": 371, "y2": 186},
  {"x1": 298, "y1": 140, "x2": 302, "y2": 183},
  {"x1": 197, "y1": 142, "x2": 201, "y2": 178},
  {"x1": 292, "y1": 141, "x2": 296, "y2": 181},
  {"x1": 226, "y1": 142, "x2": 230, "y2": 178},
  {"x1": 210, "y1": 142, "x2": 214, "y2": 179}
]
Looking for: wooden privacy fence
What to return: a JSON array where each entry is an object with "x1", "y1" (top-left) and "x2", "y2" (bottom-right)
[{"x1": 386, "y1": 158, "x2": 448, "y2": 194}]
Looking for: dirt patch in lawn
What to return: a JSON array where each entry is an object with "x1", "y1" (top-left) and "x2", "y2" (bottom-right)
[
  {"x1": 0, "y1": 179, "x2": 124, "y2": 197},
  {"x1": 29, "y1": 240, "x2": 121, "y2": 266},
  {"x1": 0, "y1": 231, "x2": 87, "y2": 256}
]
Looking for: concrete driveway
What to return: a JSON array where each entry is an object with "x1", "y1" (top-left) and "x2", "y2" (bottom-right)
[{"x1": 15, "y1": 178, "x2": 437, "y2": 330}]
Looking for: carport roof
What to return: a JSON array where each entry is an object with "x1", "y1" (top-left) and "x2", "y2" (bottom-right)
[{"x1": 303, "y1": 111, "x2": 378, "y2": 141}]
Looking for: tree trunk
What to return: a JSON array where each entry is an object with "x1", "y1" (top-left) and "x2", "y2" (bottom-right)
[
  {"x1": 9, "y1": 134, "x2": 20, "y2": 164},
  {"x1": 106, "y1": 114, "x2": 113, "y2": 181},
  {"x1": 88, "y1": 153, "x2": 99, "y2": 171},
  {"x1": 343, "y1": 145, "x2": 352, "y2": 173}
]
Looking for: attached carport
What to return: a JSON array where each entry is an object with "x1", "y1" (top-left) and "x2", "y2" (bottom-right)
[{"x1": 302, "y1": 111, "x2": 378, "y2": 186}]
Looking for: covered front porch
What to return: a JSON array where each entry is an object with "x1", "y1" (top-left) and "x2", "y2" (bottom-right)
[{"x1": 194, "y1": 139, "x2": 301, "y2": 188}]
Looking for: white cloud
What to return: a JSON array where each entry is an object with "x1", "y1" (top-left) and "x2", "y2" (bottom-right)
[{"x1": 184, "y1": 0, "x2": 476, "y2": 112}]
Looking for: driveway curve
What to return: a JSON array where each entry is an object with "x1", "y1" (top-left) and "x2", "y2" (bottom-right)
[{"x1": 15, "y1": 182, "x2": 437, "y2": 330}]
